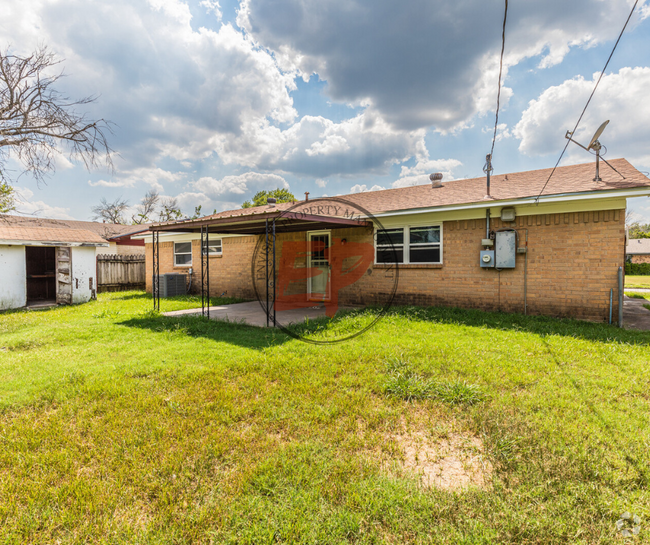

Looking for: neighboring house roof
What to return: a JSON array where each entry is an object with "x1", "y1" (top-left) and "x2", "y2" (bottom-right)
[
  {"x1": 626, "y1": 238, "x2": 650, "y2": 255},
  {"x1": 0, "y1": 215, "x2": 149, "y2": 243},
  {"x1": 106, "y1": 226, "x2": 150, "y2": 241},
  {"x1": 0, "y1": 224, "x2": 108, "y2": 246},
  {"x1": 152, "y1": 158, "x2": 650, "y2": 232}
]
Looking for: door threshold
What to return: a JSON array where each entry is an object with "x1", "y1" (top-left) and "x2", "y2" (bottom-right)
[{"x1": 26, "y1": 300, "x2": 58, "y2": 310}]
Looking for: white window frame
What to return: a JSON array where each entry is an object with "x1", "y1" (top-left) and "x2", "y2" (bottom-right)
[
  {"x1": 174, "y1": 241, "x2": 192, "y2": 267},
  {"x1": 203, "y1": 239, "x2": 223, "y2": 256},
  {"x1": 374, "y1": 223, "x2": 443, "y2": 265}
]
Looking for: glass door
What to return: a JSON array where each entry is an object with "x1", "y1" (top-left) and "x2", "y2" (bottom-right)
[{"x1": 308, "y1": 232, "x2": 331, "y2": 301}]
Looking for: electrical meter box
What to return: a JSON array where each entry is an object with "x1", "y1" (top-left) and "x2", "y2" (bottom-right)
[
  {"x1": 480, "y1": 250, "x2": 495, "y2": 268},
  {"x1": 495, "y1": 231, "x2": 516, "y2": 268}
]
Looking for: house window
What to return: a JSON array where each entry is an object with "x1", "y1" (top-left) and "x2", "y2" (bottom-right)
[
  {"x1": 376, "y1": 228, "x2": 404, "y2": 264},
  {"x1": 203, "y1": 239, "x2": 222, "y2": 256},
  {"x1": 375, "y1": 225, "x2": 442, "y2": 264},
  {"x1": 409, "y1": 225, "x2": 441, "y2": 263},
  {"x1": 174, "y1": 242, "x2": 192, "y2": 266}
]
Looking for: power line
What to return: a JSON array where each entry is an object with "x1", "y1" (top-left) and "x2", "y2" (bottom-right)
[
  {"x1": 489, "y1": 0, "x2": 509, "y2": 161},
  {"x1": 535, "y1": 0, "x2": 640, "y2": 203}
]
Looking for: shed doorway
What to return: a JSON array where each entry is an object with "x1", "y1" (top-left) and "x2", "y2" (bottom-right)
[{"x1": 25, "y1": 246, "x2": 56, "y2": 305}]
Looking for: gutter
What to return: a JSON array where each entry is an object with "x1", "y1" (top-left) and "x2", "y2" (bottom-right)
[
  {"x1": 0, "y1": 240, "x2": 109, "y2": 247},
  {"x1": 372, "y1": 187, "x2": 650, "y2": 219}
]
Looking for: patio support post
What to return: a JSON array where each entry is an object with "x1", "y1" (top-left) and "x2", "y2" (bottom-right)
[
  {"x1": 273, "y1": 218, "x2": 276, "y2": 326},
  {"x1": 200, "y1": 224, "x2": 211, "y2": 319},
  {"x1": 200, "y1": 225, "x2": 203, "y2": 316},
  {"x1": 152, "y1": 230, "x2": 160, "y2": 311},
  {"x1": 206, "y1": 224, "x2": 210, "y2": 319},
  {"x1": 265, "y1": 218, "x2": 269, "y2": 327}
]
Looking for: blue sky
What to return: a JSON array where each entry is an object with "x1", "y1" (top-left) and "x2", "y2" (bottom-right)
[{"x1": 3, "y1": 0, "x2": 650, "y2": 222}]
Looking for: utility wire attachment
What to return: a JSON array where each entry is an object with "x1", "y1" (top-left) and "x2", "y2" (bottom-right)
[
  {"x1": 535, "y1": 0, "x2": 639, "y2": 203},
  {"x1": 489, "y1": 0, "x2": 508, "y2": 161}
]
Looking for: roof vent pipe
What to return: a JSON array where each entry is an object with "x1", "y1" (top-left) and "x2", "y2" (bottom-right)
[
  {"x1": 267, "y1": 197, "x2": 276, "y2": 207},
  {"x1": 430, "y1": 172, "x2": 443, "y2": 188},
  {"x1": 305, "y1": 192, "x2": 310, "y2": 201}
]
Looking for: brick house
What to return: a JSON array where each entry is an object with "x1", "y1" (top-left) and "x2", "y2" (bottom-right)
[
  {"x1": 143, "y1": 159, "x2": 650, "y2": 322},
  {"x1": 626, "y1": 238, "x2": 650, "y2": 264}
]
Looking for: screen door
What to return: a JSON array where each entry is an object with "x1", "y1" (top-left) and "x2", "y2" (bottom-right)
[{"x1": 308, "y1": 232, "x2": 331, "y2": 301}]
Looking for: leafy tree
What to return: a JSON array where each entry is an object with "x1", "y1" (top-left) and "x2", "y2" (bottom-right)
[
  {"x1": 158, "y1": 196, "x2": 182, "y2": 222},
  {"x1": 0, "y1": 46, "x2": 112, "y2": 185},
  {"x1": 191, "y1": 204, "x2": 217, "y2": 218},
  {"x1": 0, "y1": 181, "x2": 14, "y2": 213},
  {"x1": 242, "y1": 188, "x2": 296, "y2": 208},
  {"x1": 628, "y1": 222, "x2": 650, "y2": 239}
]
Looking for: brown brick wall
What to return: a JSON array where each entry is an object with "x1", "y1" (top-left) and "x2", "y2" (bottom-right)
[
  {"x1": 145, "y1": 236, "x2": 258, "y2": 299},
  {"x1": 630, "y1": 254, "x2": 650, "y2": 264},
  {"x1": 146, "y1": 208, "x2": 625, "y2": 322}
]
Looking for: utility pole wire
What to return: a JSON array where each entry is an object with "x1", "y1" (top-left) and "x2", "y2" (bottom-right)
[
  {"x1": 535, "y1": 0, "x2": 640, "y2": 203},
  {"x1": 489, "y1": 0, "x2": 508, "y2": 161}
]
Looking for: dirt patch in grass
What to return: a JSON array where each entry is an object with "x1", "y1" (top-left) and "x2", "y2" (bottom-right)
[{"x1": 393, "y1": 430, "x2": 492, "y2": 490}]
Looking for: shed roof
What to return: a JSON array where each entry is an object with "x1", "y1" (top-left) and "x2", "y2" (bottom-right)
[
  {"x1": 0, "y1": 215, "x2": 148, "y2": 241},
  {"x1": 0, "y1": 216, "x2": 112, "y2": 245},
  {"x1": 0, "y1": 224, "x2": 108, "y2": 246},
  {"x1": 626, "y1": 238, "x2": 650, "y2": 255}
]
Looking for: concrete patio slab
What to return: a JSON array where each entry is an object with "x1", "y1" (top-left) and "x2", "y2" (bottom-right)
[{"x1": 163, "y1": 300, "x2": 359, "y2": 328}]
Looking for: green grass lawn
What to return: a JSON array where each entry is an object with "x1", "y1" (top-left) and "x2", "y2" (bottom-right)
[
  {"x1": 1, "y1": 292, "x2": 650, "y2": 544},
  {"x1": 626, "y1": 275, "x2": 650, "y2": 289}
]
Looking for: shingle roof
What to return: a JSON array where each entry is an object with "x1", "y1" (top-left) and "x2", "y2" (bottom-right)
[
  {"x1": 153, "y1": 158, "x2": 649, "y2": 231},
  {"x1": 0, "y1": 224, "x2": 108, "y2": 245},
  {"x1": 626, "y1": 238, "x2": 650, "y2": 255},
  {"x1": 0, "y1": 215, "x2": 147, "y2": 243}
]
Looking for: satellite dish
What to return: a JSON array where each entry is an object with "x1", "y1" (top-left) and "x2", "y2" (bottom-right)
[
  {"x1": 565, "y1": 120, "x2": 621, "y2": 182},
  {"x1": 588, "y1": 120, "x2": 609, "y2": 151}
]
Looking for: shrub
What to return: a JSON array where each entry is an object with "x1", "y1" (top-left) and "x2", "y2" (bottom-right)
[{"x1": 625, "y1": 262, "x2": 650, "y2": 275}]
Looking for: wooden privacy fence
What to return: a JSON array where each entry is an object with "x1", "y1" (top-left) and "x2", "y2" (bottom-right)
[{"x1": 97, "y1": 254, "x2": 146, "y2": 292}]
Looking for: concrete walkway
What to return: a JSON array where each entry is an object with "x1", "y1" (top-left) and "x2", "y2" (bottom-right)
[
  {"x1": 164, "y1": 300, "x2": 358, "y2": 328},
  {"x1": 623, "y1": 295, "x2": 650, "y2": 331}
]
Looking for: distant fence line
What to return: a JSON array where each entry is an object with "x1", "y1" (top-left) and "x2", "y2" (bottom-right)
[{"x1": 97, "y1": 254, "x2": 146, "y2": 292}]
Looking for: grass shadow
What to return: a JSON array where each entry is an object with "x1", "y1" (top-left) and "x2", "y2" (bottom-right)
[
  {"x1": 119, "y1": 312, "x2": 293, "y2": 350},
  {"x1": 380, "y1": 304, "x2": 650, "y2": 346}
]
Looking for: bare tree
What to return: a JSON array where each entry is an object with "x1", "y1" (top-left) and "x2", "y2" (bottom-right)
[
  {"x1": 91, "y1": 197, "x2": 129, "y2": 224},
  {"x1": 132, "y1": 189, "x2": 159, "y2": 224},
  {"x1": 158, "y1": 196, "x2": 182, "y2": 222},
  {"x1": 0, "y1": 46, "x2": 113, "y2": 186}
]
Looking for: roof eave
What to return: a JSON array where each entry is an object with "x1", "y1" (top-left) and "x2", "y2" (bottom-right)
[
  {"x1": 372, "y1": 186, "x2": 650, "y2": 218},
  {"x1": 0, "y1": 240, "x2": 109, "y2": 247}
]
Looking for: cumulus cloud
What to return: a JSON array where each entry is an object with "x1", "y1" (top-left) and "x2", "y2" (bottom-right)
[
  {"x1": 89, "y1": 168, "x2": 184, "y2": 191},
  {"x1": 393, "y1": 155, "x2": 463, "y2": 188},
  {"x1": 11, "y1": 187, "x2": 75, "y2": 219},
  {"x1": 238, "y1": 0, "x2": 647, "y2": 131},
  {"x1": 514, "y1": 67, "x2": 650, "y2": 169},
  {"x1": 315, "y1": 179, "x2": 327, "y2": 188},
  {"x1": 199, "y1": 0, "x2": 222, "y2": 19},
  {"x1": 219, "y1": 111, "x2": 426, "y2": 177},
  {"x1": 2, "y1": 0, "x2": 297, "y2": 175},
  {"x1": 350, "y1": 184, "x2": 386, "y2": 193},
  {"x1": 192, "y1": 172, "x2": 289, "y2": 198}
]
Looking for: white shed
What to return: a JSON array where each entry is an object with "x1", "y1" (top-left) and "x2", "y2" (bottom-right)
[{"x1": 0, "y1": 221, "x2": 109, "y2": 310}]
